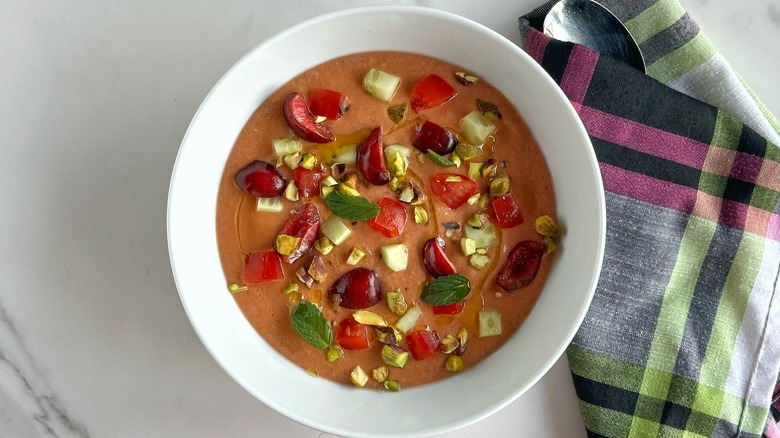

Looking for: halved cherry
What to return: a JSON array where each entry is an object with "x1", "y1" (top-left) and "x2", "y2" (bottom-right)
[
  {"x1": 409, "y1": 74, "x2": 458, "y2": 112},
  {"x1": 329, "y1": 267, "x2": 382, "y2": 309},
  {"x1": 356, "y1": 126, "x2": 391, "y2": 185},
  {"x1": 488, "y1": 193, "x2": 524, "y2": 229},
  {"x1": 407, "y1": 329, "x2": 441, "y2": 360},
  {"x1": 433, "y1": 300, "x2": 466, "y2": 315},
  {"x1": 369, "y1": 197, "x2": 407, "y2": 237},
  {"x1": 422, "y1": 237, "x2": 457, "y2": 277},
  {"x1": 309, "y1": 88, "x2": 349, "y2": 121},
  {"x1": 335, "y1": 317, "x2": 370, "y2": 350},
  {"x1": 412, "y1": 120, "x2": 458, "y2": 155},
  {"x1": 495, "y1": 240, "x2": 546, "y2": 291},
  {"x1": 275, "y1": 202, "x2": 320, "y2": 264},
  {"x1": 429, "y1": 173, "x2": 478, "y2": 209},
  {"x1": 242, "y1": 250, "x2": 285, "y2": 283},
  {"x1": 234, "y1": 160, "x2": 286, "y2": 198},
  {"x1": 294, "y1": 165, "x2": 328, "y2": 198},
  {"x1": 282, "y1": 92, "x2": 335, "y2": 143}
]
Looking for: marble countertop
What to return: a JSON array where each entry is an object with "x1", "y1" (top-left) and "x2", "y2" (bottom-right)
[{"x1": 1, "y1": 1, "x2": 777, "y2": 437}]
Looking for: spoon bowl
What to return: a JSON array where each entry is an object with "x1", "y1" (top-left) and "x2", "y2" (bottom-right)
[{"x1": 544, "y1": 0, "x2": 645, "y2": 72}]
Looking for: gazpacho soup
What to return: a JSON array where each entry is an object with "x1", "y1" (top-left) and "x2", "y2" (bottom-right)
[{"x1": 216, "y1": 51, "x2": 559, "y2": 390}]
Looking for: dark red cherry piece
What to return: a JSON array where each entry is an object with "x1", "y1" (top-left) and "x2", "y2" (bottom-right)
[
  {"x1": 329, "y1": 267, "x2": 382, "y2": 309},
  {"x1": 282, "y1": 92, "x2": 335, "y2": 143},
  {"x1": 412, "y1": 120, "x2": 458, "y2": 155},
  {"x1": 275, "y1": 202, "x2": 320, "y2": 264},
  {"x1": 422, "y1": 237, "x2": 457, "y2": 277},
  {"x1": 356, "y1": 126, "x2": 391, "y2": 186},
  {"x1": 234, "y1": 160, "x2": 286, "y2": 198},
  {"x1": 495, "y1": 240, "x2": 546, "y2": 291}
]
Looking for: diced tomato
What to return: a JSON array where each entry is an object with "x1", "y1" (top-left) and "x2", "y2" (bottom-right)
[
  {"x1": 429, "y1": 173, "x2": 478, "y2": 209},
  {"x1": 242, "y1": 250, "x2": 285, "y2": 283},
  {"x1": 407, "y1": 329, "x2": 441, "y2": 360},
  {"x1": 488, "y1": 193, "x2": 524, "y2": 229},
  {"x1": 433, "y1": 300, "x2": 466, "y2": 315},
  {"x1": 309, "y1": 88, "x2": 348, "y2": 120},
  {"x1": 335, "y1": 317, "x2": 370, "y2": 350},
  {"x1": 409, "y1": 74, "x2": 458, "y2": 112},
  {"x1": 294, "y1": 165, "x2": 327, "y2": 198},
  {"x1": 369, "y1": 197, "x2": 408, "y2": 237}
]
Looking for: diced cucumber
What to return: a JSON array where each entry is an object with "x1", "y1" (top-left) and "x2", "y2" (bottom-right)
[
  {"x1": 479, "y1": 310, "x2": 502, "y2": 337},
  {"x1": 255, "y1": 196, "x2": 283, "y2": 213},
  {"x1": 465, "y1": 222, "x2": 497, "y2": 248},
  {"x1": 381, "y1": 243, "x2": 408, "y2": 272},
  {"x1": 363, "y1": 68, "x2": 401, "y2": 102},
  {"x1": 395, "y1": 306, "x2": 422, "y2": 333},
  {"x1": 327, "y1": 143, "x2": 357, "y2": 165},
  {"x1": 321, "y1": 215, "x2": 352, "y2": 246},
  {"x1": 460, "y1": 111, "x2": 496, "y2": 145},
  {"x1": 272, "y1": 137, "x2": 302, "y2": 156}
]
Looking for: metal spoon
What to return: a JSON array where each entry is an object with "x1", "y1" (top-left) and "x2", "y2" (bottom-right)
[{"x1": 543, "y1": 0, "x2": 646, "y2": 72}]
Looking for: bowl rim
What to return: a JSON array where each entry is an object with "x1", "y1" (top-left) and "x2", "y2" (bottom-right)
[{"x1": 168, "y1": 5, "x2": 605, "y2": 437}]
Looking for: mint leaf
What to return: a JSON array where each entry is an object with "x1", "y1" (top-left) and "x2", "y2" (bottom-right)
[
  {"x1": 324, "y1": 190, "x2": 380, "y2": 221},
  {"x1": 290, "y1": 300, "x2": 332, "y2": 349},
  {"x1": 427, "y1": 150, "x2": 456, "y2": 167},
  {"x1": 420, "y1": 274, "x2": 471, "y2": 306}
]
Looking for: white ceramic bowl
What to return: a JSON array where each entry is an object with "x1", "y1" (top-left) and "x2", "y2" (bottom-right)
[{"x1": 168, "y1": 6, "x2": 605, "y2": 437}]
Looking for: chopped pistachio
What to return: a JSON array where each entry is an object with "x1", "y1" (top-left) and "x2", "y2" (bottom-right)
[
  {"x1": 441, "y1": 335, "x2": 459, "y2": 354},
  {"x1": 454, "y1": 72, "x2": 480, "y2": 86},
  {"x1": 327, "y1": 346, "x2": 344, "y2": 363},
  {"x1": 450, "y1": 152, "x2": 462, "y2": 168},
  {"x1": 350, "y1": 366, "x2": 369, "y2": 387},
  {"x1": 388, "y1": 151, "x2": 407, "y2": 178},
  {"x1": 477, "y1": 99, "x2": 503, "y2": 120},
  {"x1": 467, "y1": 192, "x2": 481, "y2": 206},
  {"x1": 542, "y1": 236, "x2": 557, "y2": 255},
  {"x1": 284, "y1": 181, "x2": 299, "y2": 201},
  {"x1": 296, "y1": 267, "x2": 315, "y2": 288},
  {"x1": 535, "y1": 215, "x2": 560, "y2": 237},
  {"x1": 467, "y1": 212, "x2": 487, "y2": 229},
  {"x1": 341, "y1": 172, "x2": 358, "y2": 188},
  {"x1": 481, "y1": 159, "x2": 498, "y2": 178},
  {"x1": 468, "y1": 163, "x2": 483, "y2": 180},
  {"x1": 375, "y1": 326, "x2": 401, "y2": 345},
  {"x1": 383, "y1": 379, "x2": 401, "y2": 392},
  {"x1": 414, "y1": 207, "x2": 429, "y2": 225},
  {"x1": 346, "y1": 247, "x2": 366, "y2": 266},
  {"x1": 443, "y1": 221, "x2": 461, "y2": 231},
  {"x1": 489, "y1": 173, "x2": 510, "y2": 197},
  {"x1": 228, "y1": 283, "x2": 248, "y2": 293},
  {"x1": 283, "y1": 152, "x2": 301, "y2": 169},
  {"x1": 321, "y1": 175, "x2": 338, "y2": 187},
  {"x1": 275, "y1": 154, "x2": 284, "y2": 168},
  {"x1": 337, "y1": 182, "x2": 361, "y2": 197},
  {"x1": 460, "y1": 237, "x2": 476, "y2": 256},
  {"x1": 288, "y1": 291, "x2": 302, "y2": 303},
  {"x1": 478, "y1": 193, "x2": 489, "y2": 209},
  {"x1": 353, "y1": 310, "x2": 387, "y2": 326},
  {"x1": 469, "y1": 254, "x2": 490, "y2": 270},
  {"x1": 283, "y1": 283, "x2": 299, "y2": 295},
  {"x1": 309, "y1": 288, "x2": 323, "y2": 308},
  {"x1": 387, "y1": 103, "x2": 408, "y2": 124},
  {"x1": 331, "y1": 162, "x2": 347, "y2": 178},
  {"x1": 321, "y1": 185, "x2": 335, "y2": 198},
  {"x1": 445, "y1": 175, "x2": 462, "y2": 183},
  {"x1": 381, "y1": 345, "x2": 410, "y2": 368},
  {"x1": 397, "y1": 185, "x2": 415, "y2": 203},
  {"x1": 314, "y1": 236, "x2": 334, "y2": 255},
  {"x1": 416, "y1": 152, "x2": 425, "y2": 164},
  {"x1": 444, "y1": 355, "x2": 465, "y2": 372},
  {"x1": 455, "y1": 327, "x2": 468, "y2": 355},
  {"x1": 307, "y1": 256, "x2": 328, "y2": 284},
  {"x1": 372, "y1": 366, "x2": 389, "y2": 383},
  {"x1": 306, "y1": 368, "x2": 319, "y2": 377},
  {"x1": 314, "y1": 115, "x2": 327, "y2": 123},
  {"x1": 275, "y1": 234, "x2": 301, "y2": 256},
  {"x1": 299, "y1": 152, "x2": 318, "y2": 170},
  {"x1": 476, "y1": 248, "x2": 488, "y2": 255},
  {"x1": 386, "y1": 291, "x2": 408, "y2": 316},
  {"x1": 388, "y1": 176, "x2": 402, "y2": 191},
  {"x1": 495, "y1": 291, "x2": 503, "y2": 298},
  {"x1": 455, "y1": 143, "x2": 482, "y2": 161}
]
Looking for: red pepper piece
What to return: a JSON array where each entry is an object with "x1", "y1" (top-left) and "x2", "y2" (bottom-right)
[
  {"x1": 335, "y1": 317, "x2": 370, "y2": 350},
  {"x1": 369, "y1": 197, "x2": 408, "y2": 237},
  {"x1": 488, "y1": 193, "x2": 524, "y2": 229},
  {"x1": 242, "y1": 250, "x2": 285, "y2": 283},
  {"x1": 429, "y1": 173, "x2": 478, "y2": 209},
  {"x1": 409, "y1": 74, "x2": 458, "y2": 112},
  {"x1": 433, "y1": 300, "x2": 466, "y2": 315},
  {"x1": 407, "y1": 329, "x2": 441, "y2": 360},
  {"x1": 309, "y1": 88, "x2": 349, "y2": 121}
]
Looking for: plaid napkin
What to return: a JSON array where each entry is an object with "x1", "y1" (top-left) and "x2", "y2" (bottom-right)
[{"x1": 518, "y1": 2, "x2": 780, "y2": 437}]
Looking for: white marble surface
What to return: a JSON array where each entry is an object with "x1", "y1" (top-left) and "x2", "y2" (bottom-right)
[{"x1": 0, "y1": 1, "x2": 777, "y2": 437}]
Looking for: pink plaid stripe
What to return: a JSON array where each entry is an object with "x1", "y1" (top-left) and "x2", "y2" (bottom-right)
[
  {"x1": 560, "y1": 44, "x2": 599, "y2": 105},
  {"x1": 525, "y1": 28, "x2": 549, "y2": 64}
]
